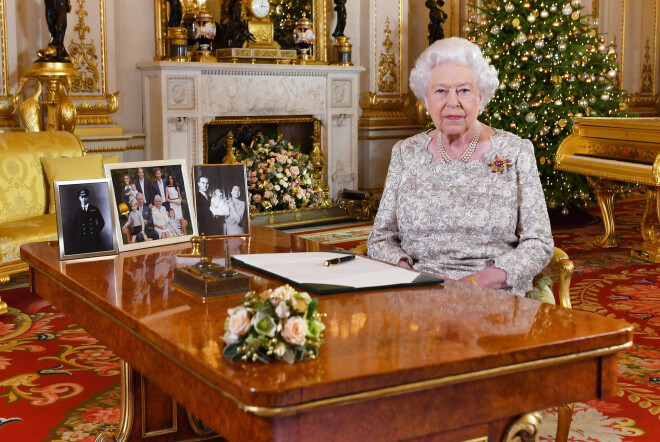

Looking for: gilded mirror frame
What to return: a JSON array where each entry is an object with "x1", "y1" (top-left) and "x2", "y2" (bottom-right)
[{"x1": 153, "y1": 0, "x2": 326, "y2": 63}]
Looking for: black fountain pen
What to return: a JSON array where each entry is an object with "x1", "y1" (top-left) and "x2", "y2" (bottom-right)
[{"x1": 324, "y1": 255, "x2": 356, "y2": 266}]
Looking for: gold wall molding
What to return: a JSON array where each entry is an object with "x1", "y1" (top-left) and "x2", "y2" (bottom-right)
[
  {"x1": 69, "y1": 0, "x2": 100, "y2": 93},
  {"x1": 377, "y1": 17, "x2": 397, "y2": 94},
  {"x1": 641, "y1": 39, "x2": 654, "y2": 93}
]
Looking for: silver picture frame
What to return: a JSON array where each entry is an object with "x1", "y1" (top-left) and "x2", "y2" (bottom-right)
[{"x1": 54, "y1": 178, "x2": 118, "y2": 261}]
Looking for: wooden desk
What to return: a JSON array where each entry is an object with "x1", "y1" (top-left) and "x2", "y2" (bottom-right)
[{"x1": 21, "y1": 226, "x2": 633, "y2": 441}]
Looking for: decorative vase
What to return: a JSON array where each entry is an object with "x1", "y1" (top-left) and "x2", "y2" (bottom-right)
[
  {"x1": 192, "y1": 9, "x2": 217, "y2": 61},
  {"x1": 293, "y1": 13, "x2": 314, "y2": 62}
]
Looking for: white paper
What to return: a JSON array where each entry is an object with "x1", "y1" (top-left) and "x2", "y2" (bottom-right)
[{"x1": 233, "y1": 252, "x2": 425, "y2": 288}]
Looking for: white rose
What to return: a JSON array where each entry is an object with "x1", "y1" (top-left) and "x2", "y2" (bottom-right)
[
  {"x1": 275, "y1": 302, "x2": 290, "y2": 318},
  {"x1": 274, "y1": 185, "x2": 280, "y2": 191},
  {"x1": 276, "y1": 173, "x2": 283, "y2": 179}
]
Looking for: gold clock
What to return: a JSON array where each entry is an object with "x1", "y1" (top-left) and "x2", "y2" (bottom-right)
[{"x1": 242, "y1": 0, "x2": 280, "y2": 49}]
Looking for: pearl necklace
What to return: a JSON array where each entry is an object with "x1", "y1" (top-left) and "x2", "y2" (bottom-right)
[{"x1": 436, "y1": 122, "x2": 481, "y2": 164}]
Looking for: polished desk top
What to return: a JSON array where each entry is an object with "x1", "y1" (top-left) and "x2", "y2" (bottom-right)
[{"x1": 21, "y1": 225, "x2": 633, "y2": 415}]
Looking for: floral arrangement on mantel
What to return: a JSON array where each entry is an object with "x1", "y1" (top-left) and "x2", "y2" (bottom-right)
[
  {"x1": 222, "y1": 285, "x2": 325, "y2": 364},
  {"x1": 236, "y1": 134, "x2": 324, "y2": 213}
]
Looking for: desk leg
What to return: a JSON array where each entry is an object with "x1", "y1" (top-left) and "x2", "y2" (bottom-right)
[
  {"x1": 587, "y1": 177, "x2": 624, "y2": 248},
  {"x1": 95, "y1": 360, "x2": 220, "y2": 441},
  {"x1": 501, "y1": 411, "x2": 543, "y2": 442}
]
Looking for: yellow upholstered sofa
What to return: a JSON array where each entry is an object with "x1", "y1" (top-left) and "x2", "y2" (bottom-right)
[{"x1": 0, "y1": 131, "x2": 87, "y2": 293}]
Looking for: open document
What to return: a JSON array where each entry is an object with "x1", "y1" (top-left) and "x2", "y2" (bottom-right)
[{"x1": 232, "y1": 252, "x2": 443, "y2": 294}]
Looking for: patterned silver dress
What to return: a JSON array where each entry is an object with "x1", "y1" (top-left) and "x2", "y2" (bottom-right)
[{"x1": 367, "y1": 129, "x2": 554, "y2": 296}]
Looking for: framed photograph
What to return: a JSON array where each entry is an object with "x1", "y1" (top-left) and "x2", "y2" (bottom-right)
[
  {"x1": 192, "y1": 164, "x2": 250, "y2": 237},
  {"x1": 104, "y1": 159, "x2": 198, "y2": 252},
  {"x1": 54, "y1": 178, "x2": 118, "y2": 260}
]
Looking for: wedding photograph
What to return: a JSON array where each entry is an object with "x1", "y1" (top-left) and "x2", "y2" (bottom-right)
[
  {"x1": 54, "y1": 178, "x2": 117, "y2": 260},
  {"x1": 192, "y1": 164, "x2": 250, "y2": 237},
  {"x1": 104, "y1": 159, "x2": 198, "y2": 251}
]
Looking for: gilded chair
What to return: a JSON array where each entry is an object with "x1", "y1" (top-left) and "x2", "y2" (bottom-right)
[{"x1": 354, "y1": 242, "x2": 575, "y2": 441}]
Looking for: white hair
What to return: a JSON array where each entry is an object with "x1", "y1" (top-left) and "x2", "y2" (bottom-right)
[{"x1": 409, "y1": 37, "x2": 500, "y2": 111}]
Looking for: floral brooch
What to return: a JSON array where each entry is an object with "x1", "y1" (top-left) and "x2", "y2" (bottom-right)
[{"x1": 487, "y1": 155, "x2": 512, "y2": 174}]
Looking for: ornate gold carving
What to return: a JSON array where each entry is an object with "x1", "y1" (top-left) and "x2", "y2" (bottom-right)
[
  {"x1": 8, "y1": 78, "x2": 43, "y2": 132},
  {"x1": 75, "y1": 92, "x2": 119, "y2": 125},
  {"x1": 586, "y1": 177, "x2": 625, "y2": 248},
  {"x1": 503, "y1": 411, "x2": 543, "y2": 442},
  {"x1": 549, "y1": 248, "x2": 574, "y2": 309},
  {"x1": 641, "y1": 39, "x2": 654, "y2": 94},
  {"x1": 309, "y1": 119, "x2": 331, "y2": 207},
  {"x1": 69, "y1": 0, "x2": 100, "y2": 93},
  {"x1": 186, "y1": 410, "x2": 216, "y2": 436},
  {"x1": 377, "y1": 18, "x2": 397, "y2": 93},
  {"x1": 629, "y1": 187, "x2": 660, "y2": 262},
  {"x1": 358, "y1": 91, "x2": 412, "y2": 120},
  {"x1": 222, "y1": 131, "x2": 238, "y2": 164},
  {"x1": 337, "y1": 190, "x2": 376, "y2": 221}
]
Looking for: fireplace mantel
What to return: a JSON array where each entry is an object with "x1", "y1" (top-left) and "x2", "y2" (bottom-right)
[{"x1": 137, "y1": 61, "x2": 364, "y2": 198}]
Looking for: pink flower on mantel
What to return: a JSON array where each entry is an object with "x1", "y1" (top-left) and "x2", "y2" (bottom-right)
[
  {"x1": 487, "y1": 155, "x2": 512, "y2": 174},
  {"x1": 252, "y1": 194, "x2": 262, "y2": 203},
  {"x1": 82, "y1": 406, "x2": 121, "y2": 424}
]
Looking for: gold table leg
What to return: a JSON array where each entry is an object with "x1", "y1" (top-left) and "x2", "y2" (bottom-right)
[{"x1": 586, "y1": 177, "x2": 625, "y2": 248}]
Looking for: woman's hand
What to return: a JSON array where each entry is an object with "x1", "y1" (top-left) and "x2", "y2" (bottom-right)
[
  {"x1": 460, "y1": 265, "x2": 510, "y2": 289},
  {"x1": 397, "y1": 258, "x2": 412, "y2": 270}
]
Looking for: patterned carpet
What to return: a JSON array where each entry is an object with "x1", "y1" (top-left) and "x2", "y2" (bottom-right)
[{"x1": 2, "y1": 195, "x2": 660, "y2": 441}]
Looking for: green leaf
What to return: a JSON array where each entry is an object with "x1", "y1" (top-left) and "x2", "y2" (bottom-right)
[
  {"x1": 306, "y1": 298, "x2": 318, "y2": 319},
  {"x1": 223, "y1": 343, "x2": 241, "y2": 358}
]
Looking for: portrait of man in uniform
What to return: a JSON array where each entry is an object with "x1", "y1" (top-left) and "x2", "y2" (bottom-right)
[{"x1": 54, "y1": 179, "x2": 117, "y2": 260}]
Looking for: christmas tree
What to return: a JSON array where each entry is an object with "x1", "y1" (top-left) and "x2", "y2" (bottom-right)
[{"x1": 466, "y1": 0, "x2": 628, "y2": 213}]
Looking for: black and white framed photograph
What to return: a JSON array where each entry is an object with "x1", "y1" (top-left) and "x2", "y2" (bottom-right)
[
  {"x1": 54, "y1": 178, "x2": 118, "y2": 260},
  {"x1": 192, "y1": 164, "x2": 250, "y2": 237},
  {"x1": 105, "y1": 159, "x2": 198, "y2": 252}
]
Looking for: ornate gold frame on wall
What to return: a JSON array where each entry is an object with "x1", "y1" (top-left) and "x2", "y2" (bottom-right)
[{"x1": 153, "y1": 0, "x2": 326, "y2": 63}]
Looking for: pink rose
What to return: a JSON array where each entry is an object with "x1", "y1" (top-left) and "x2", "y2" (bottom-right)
[
  {"x1": 290, "y1": 166, "x2": 299, "y2": 176},
  {"x1": 227, "y1": 308, "x2": 251, "y2": 338},
  {"x1": 267, "y1": 183, "x2": 274, "y2": 190},
  {"x1": 252, "y1": 194, "x2": 262, "y2": 203},
  {"x1": 282, "y1": 316, "x2": 308, "y2": 346}
]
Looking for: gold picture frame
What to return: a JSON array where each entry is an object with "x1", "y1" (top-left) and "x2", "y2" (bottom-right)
[{"x1": 154, "y1": 0, "x2": 326, "y2": 63}]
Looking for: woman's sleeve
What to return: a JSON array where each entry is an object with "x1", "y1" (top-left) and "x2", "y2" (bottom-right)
[
  {"x1": 493, "y1": 139, "x2": 554, "y2": 293},
  {"x1": 366, "y1": 141, "x2": 413, "y2": 265}
]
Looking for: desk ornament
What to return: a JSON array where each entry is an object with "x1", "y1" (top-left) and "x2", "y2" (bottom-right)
[
  {"x1": 173, "y1": 237, "x2": 250, "y2": 297},
  {"x1": 222, "y1": 284, "x2": 325, "y2": 364}
]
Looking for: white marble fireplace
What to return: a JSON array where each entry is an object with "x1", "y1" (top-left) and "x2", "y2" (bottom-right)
[{"x1": 137, "y1": 61, "x2": 364, "y2": 198}]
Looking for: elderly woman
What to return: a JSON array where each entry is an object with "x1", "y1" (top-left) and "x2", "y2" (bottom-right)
[
  {"x1": 367, "y1": 37, "x2": 553, "y2": 296},
  {"x1": 151, "y1": 195, "x2": 170, "y2": 239}
]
